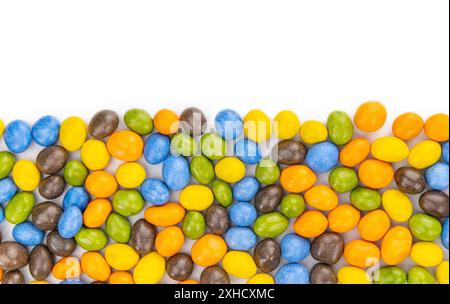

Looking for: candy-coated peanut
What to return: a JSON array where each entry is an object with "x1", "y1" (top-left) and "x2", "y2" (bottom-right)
[
  {"x1": 358, "y1": 159, "x2": 394, "y2": 189},
  {"x1": 179, "y1": 185, "x2": 214, "y2": 211},
  {"x1": 354, "y1": 101, "x2": 387, "y2": 132},
  {"x1": 215, "y1": 157, "x2": 246, "y2": 183},
  {"x1": 436, "y1": 261, "x2": 449, "y2": 284},
  {"x1": 83, "y1": 199, "x2": 112, "y2": 228},
  {"x1": 410, "y1": 242, "x2": 444, "y2": 267},
  {"x1": 191, "y1": 234, "x2": 227, "y2": 267},
  {"x1": 274, "y1": 110, "x2": 300, "y2": 140},
  {"x1": 339, "y1": 138, "x2": 370, "y2": 167},
  {"x1": 144, "y1": 203, "x2": 186, "y2": 227},
  {"x1": 109, "y1": 271, "x2": 134, "y2": 284},
  {"x1": 280, "y1": 165, "x2": 316, "y2": 193},
  {"x1": 105, "y1": 244, "x2": 140, "y2": 270},
  {"x1": 424, "y1": 113, "x2": 449, "y2": 142},
  {"x1": 85, "y1": 171, "x2": 118, "y2": 198},
  {"x1": 358, "y1": 210, "x2": 390, "y2": 242},
  {"x1": 328, "y1": 204, "x2": 361, "y2": 233},
  {"x1": 81, "y1": 139, "x2": 110, "y2": 171},
  {"x1": 299, "y1": 120, "x2": 328, "y2": 144},
  {"x1": 343, "y1": 240, "x2": 380, "y2": 268},
  {"x1": 107, "y1": 130, "x2": 144, "y2": 162},
  {"x1": 337, "y1": 266, "x2": 371, "y2": 284},
  {"x1": 381, "y1": 226, "x2": 412, "y2": 265},
  {"x1": 382, "y1": 189, "x2": 413, "y2": 222},
  {"x1": 115, "y1": 162, "x2": 146, "y2": 188},
  {"x1": 52, "y1": 257, "x2": 81, "y2": 280},
  {"x1": 60, "y1": 117, "x2": 87, "y2": 152},
  {"x1": 304, "y1": 185, "x2": 338, "y2": 211},
  {"x1": 244, "y1": 109, "x2": 271, "y2": 143},
  {"x1": 155, "y1": 226, "x2": 184, "y2": 257},
  {"x1": 12, "y1": 160, "x2": 41, "y2": 191},
  {"x1": 133, "y1": 252, "x2": 166, "y2": 284},
  {"x1": 154, "y1": 109, "x2": 179, "y2": 135},
  {"x1": 392, "y1": 112, "x2": 424, "y2": 140},
  {"x1": 222, "y1": 251, "x2": 257, "y2": 279},
  {"x1": 81, "y1": 252, "x2": 111, "y2": 282},
  {"x1": 371, "y1": 136, "x2": 409, "y2": 163},
  {"x1": 294, "y1": 210, "x2": 328, "y2": 238},
  {"x1": 408, "y1": 140, "x2": 442, "y2": 169}
]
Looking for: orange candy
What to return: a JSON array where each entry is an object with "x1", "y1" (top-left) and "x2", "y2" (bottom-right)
[
  {"x1": 180, "y1": 280, "x2": 199, "y2": 284},
  {"x1": 304, "y1": 185, "x2": 339, "y2": 211},
  {"x1": 424, "y1": 113, "x2": 449, "y2": 142},
  {"x1": 354, "y1": 101, "x2": 387, "y2": 132},
  {"x1": 144, "y1": 203, "x2": 186, "y2": 227},
  {"x1": 109, "y1": 271, "x2": 134, "y2": 284},
  {"x1": 52, "y1": 257, "x2": 81, "y2": 280},
  {"x1": 339, "y1": 138, "x2": 371, "y2": 167},
  {"x1": 154, "y1": 109, "x2": 180, "y2": 135},
  {"x1": 392, "y1": 112, "x2": 424, "y2": 140},
  {"x1": 155, "y1": 226, "x2": 185, "y2": 257},
  {"x1": 358, "y1": 210, "x2": 390, "y2": 242},
  {"x1": 294, "y1": 210, "x2": 328, "y2": 238},
  {"x1": 80, "y1": 252, "x2": 111, "y2": 282},
  {"x1": 280, "y1": 165, "x2": 316, "y2": 193},
  {"x1": 83, "y1": 199, "x2": 112, "y2": 228},
  {"x1": 0, "y1": 268, "x2": 3, "y2": 282},
  {"x1": 381, "y1": 226, "x2": 412, "y2": 265},
  {"x1": 191, "y1": 234, "x2": 227, "y2": 267},
  {"x1": 328, "y1": 204, "x2": 361, "y2": 233},
  {"x1": 358, "y1": 159, "x2": 394, "y2": 189},
  {"x1": 85, "y1": 171, "x2": 118, "y2": 198},
  {"x1": 343, "y1": 240, "x2": 380, "y2": 268},
  {"x1": 107, "y1": 130, "x2": 144, "y2": 161}
]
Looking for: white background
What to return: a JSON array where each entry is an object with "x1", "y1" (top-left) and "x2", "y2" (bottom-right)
[{"x1": 0, "y1": 0, "x2": 449, "y2": 284}]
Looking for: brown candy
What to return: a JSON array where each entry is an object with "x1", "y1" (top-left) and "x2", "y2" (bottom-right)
[
  {"x1": 89, "y1": 110, "x2": 120, "y2": 139},
  {"x1": 310, "y1": 263, "x2": 337, "y2": 284},
  {"x1": 394, "y1": 167, "x2": 426, "y2": 194},
  {"x1": 310, "y1": 232, "x2": 344, "y2": 265},
  {"x1": 253, "y1": 239, "x2": 281, "y2": 273},
  {"x1": 273, "y1": 140, "x2": 307, "y2": 165},
  {"x1": 205, "y1": 205, "x2": 230, "y2": 235},
  {"x1": 254, "y1": 185, "x2": 283, "y2": 214},
  {"x1": 36, "y1": 146, "x2": 68, "y2": 175},
  {"x1": 179, "y1": 107, "x2": 207, "y2": 137},
  {"x1": 166, "y1": 253, "x2": 194, "y2": 281},
  {"x1": 46, "y1": 230, "x2": 77, "y2": 257},
  {"x1": 0, "y1": 241, "x2": 29, "y2": 271},
  {"x1": 419, "y1": 190, "x2": 449, "y2": 218},
  {"x1": 2, "y1": 270, "x2": 25, "y2": 284},
  {"x1": 31, "y1": 201, "x2": 63, "y2": 231},
  {"x1": 131, "y1": 219, "x2": 156, "y2": 255},
  {"x1": 29, "y1": 245, "x2": 54, "y2": 281},
  {"x1": 200, "y1": 266, "x2": 230, "y2": 284},
  {"x1": 39, "y1": 175, "x2": 66, "y2": 200}
]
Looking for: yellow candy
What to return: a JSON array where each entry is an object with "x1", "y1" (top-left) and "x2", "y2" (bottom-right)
[
  {"x1": 215, "y1": 157, "x2": 246, "y2": 183},
  {"x1": 274, "y1": 110, "x2": 300, "y2": 140},
  {"x1": 29, "y1": 281, "x2": 49, "y2": 284},
  {"x1": 0, "y1": 119, "x2": 4, "y2": 137},
  {"x1": 408, "y1": 140, "x2": 441, "y2": 169},
  {"x1": 105, "y1": 244, "x2": 140, "y2": 271},
  {"x1": 371, "y1": 136, "x2": 409, "y2": 162},
  {"x1": 133, "y1": 252, "x2": 166, "y2": 284},
  {"x1": 382, "y1": 189, "x2": 413, "y2": 222},
  {"x1": 244, "y1": 109, "x2": 271, "y2": 143},
  {"x1": 410, "y1": 242, "x2": 444, "y2": 267},
  {"x1": 81, "y1": 139, "x2": 111, "y2": 171},
  {"x1": 12, "y1": 160, "x2": 41, "y2": 191},
  {"x1": 222, "y1": 251, "x2": 257, "y2": 279},
  {"x1": 247, "y1": 273, "x2": 275, "y2": 284},
  {"x1": 436, "y1": 261, "x2": 449, "y2": 284},
  {"x1": 337, "y1": 266, "x2": 371, "y2": 284},
  {"x1": 299, "y1": 120, "x2": 328, "y2": 144},
  {"x1": 115, "y1": 162, "x2": 146, "y2": 188},
  {"x1": 179, "y1": 185, "x2": 213, "y2": 211},
  {"x1": 60, "y1": 116, "x2": 87, "y2": 152}
]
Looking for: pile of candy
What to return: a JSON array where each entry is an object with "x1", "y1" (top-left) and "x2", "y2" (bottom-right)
[{"x1": 0, "y1": 102, "x2": 448, "y2": 284}]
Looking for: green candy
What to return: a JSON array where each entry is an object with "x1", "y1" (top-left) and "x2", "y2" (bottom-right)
[
  {"x1": 105, "y1": 213, "x2": 131, "y2": 243},
  {"x1": 255, "y1": 159, "x2": 280, "y2": 185},
  {"x1": 254, "y1": 212, "x2": 289, "y2": 238},
  {"x1": 0, "y1": 151, "x2": 16, "y2": 179},
  {"x1": 407, "y1": 266, "x2": 436, "y2": 284},
  {"x1": 211, "y1": 180, "x2": 233, "y2": 207},
  {"x1": 5, "y1": 192, "x2": 35, "y2": 224},
  {"x1": 350, "y1": 187, "x2": 381, "y2": 211},
  {"x1": 327, "y1": 111, "x2": 353, "y2": 145},
  {"x1": 329, "y1": 167, "x2": 358, "y2": 193},
  {"x1": 201, "y1": 133, "x2": 226, "y2": 160},
  {"x1": 182, "y1": 211, "x2": 205, "y2": 240},
  {"x1": 112, "y1": 190, "x2": 144, "y2": 217},
  {"x1": 408, "y1": 213, "x2": 442, "y2": 241},
  {"x1": 190, "y1": 155, "x2": 215, "y2": 184},
  {"x1": 75, "y1": 227, "x2": 108, "y2": 251},
  {"x1": 171, "y1": 133, "x2": 198, "y2": 157},
  {"x1": 63, "y1": 160, "x2": 88, "y2": 186},
  {"x1": 373, "y1": 266, "x2": 407, "y2": 284},
  {"x1": 280, "y1": 194, "x2": 305, "y2": 218},
  {"x1": 124, "y1": 108, "x2": 153, "y2": 135}
]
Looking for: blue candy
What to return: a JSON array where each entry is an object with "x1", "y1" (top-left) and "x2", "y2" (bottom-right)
[
  {"x1": 442, "y1": 218, "x2": 449, "y2": 249},
  {"x1": 12, "y1": 222, "x2": 45, "y2": 246},
  {"x1": 442, "y1": 142, "x2": 449, "y2": 164},
  {"x1": 234, "y1": 139, "x2": 262, "y2": 165},
  {"x1": 305, "y1": 142, "x2": 339, "y2": 173},
  {"x1": 31, "y1": 115, "x2": 60, "y2": 146},
  {"x1": 62, "y1": 187, "x2": 90, "y2": 210},
  {"x1": 140, "y1": 178, "x2": 170, "y2": 205},
  {"x1": 215, "y1": 109, "x2": 243, "y2": 140},
  {"x1": 224, "y1": 227, "x2": 257, "y2": 251},
  {"x1": 4, "y1": 120, "x2": 32, "y2": 153},
  {"x1": 425, "y1": 162, "x2": 449, "y2": 190},
  {"x1": 60, "y1": 279, "x2": 85, "y2": 284},
  {"x1": 58, "y1": 206, "x2": 83, "y2": 238},
  {"x1": 0, "y1": 177, "x2": 18, "y2": 205},
  {"x1": 0, "y1": 206, "x2": 4, "y2": 223},
  {"x1": 144, "y1": 133, "x2": 170, "y2": 165},
  {"x1": 281, "y1": 233, "x2": 310, "y2": 263},
  {"x1": 229, "y1": 202, "x2": 257, "y2": 227},
  {"x1": 162, "y1": 155, "x2": 190, "y2": 191},
  {"x1": 233, "y1": 176, "x2": 260, "y2": 202},
  {"x1": 275, "y1": 263, "x2": 310, "y2": 284}
]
